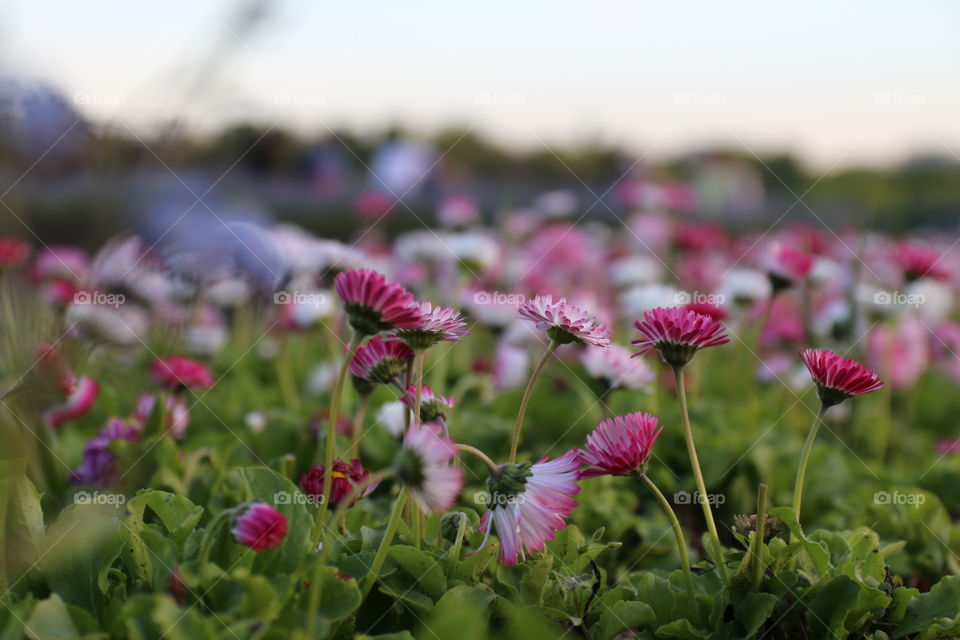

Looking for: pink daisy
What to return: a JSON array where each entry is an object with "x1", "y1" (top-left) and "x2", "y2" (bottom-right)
[
  {"x1": 0, "y1": 237, "x2": 30, "y2": 269},
  {"x1": 894, "y1": 242, "x2": 948, "y2": 282},
  {"x1": 150, "y1": 357, "x2": 214, "y2": 391},
  {"x1": 632, "y1": 307, "x2": 729, "y2": 368},
  {"x1": 301, "y1": 459, "x2": 375, "y2": 508},
  {"x1": 579, "y1": 412, "x2": 663, "y2": 478},
  {"x1": 395, "y1": 301, "x2": 469, "y2": 350},
  {"x1": 518, "y1": 295, "x2": 610, "y2": 347},
  {"x1": 232, "y1": 503, "x2": 288, "y2": 552},
  {"x1": 475, "y1": 449, "x2": 581, "y2": 565},
  {"x1": 765, "y1": 241, "x2": 813, "y2": 291},
  {"x1": 45, "y1": 377, "x2": 99, "y2": 428},
  {"x1": 401, "y1": 384, "x2": 455, "y2": 424},
  {"x1": 800, "y1": 348, "x2": 883, "y2": 407},
  {"x1": 350, "y1": 336, "x2": 414, "y2": 390},
  {"x1": 396, "y1": 422, "x2": 464, "y2": 514},
  {"x1": 580, "y1": 343, "x2": 654, "y2": 391},
  {"x1": 133, "y1": 393, "x2": 190, "y2": 439},
  {"x1": 334, "y1": 268, "x2": 423, "y2": 335}
]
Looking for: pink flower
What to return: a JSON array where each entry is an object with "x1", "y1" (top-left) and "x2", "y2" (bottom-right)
[
  {"x1": 232, "y1": 503, "x2": 288, "y2": 551},
  {"x1": 579, "y1": 412, "x2": 663, "y2": 477},
  {"x1": 334, "y1": 268, "x2": 424, "y2": 335},
  {"x1": 396, "y1": 422, "x2": 463, "y2": 514},
  {"x1": 70, "y1": 417, "x2": 141, "y2": 486},
  {"x1": 401, "y1": 384, "x2": 455, "y2": 424},
  {"x1": 684, "y1": 301, "x2": 728, "y2": 322},
  {"x1": 134, "y1": 393, "x2": 189, "y2": 438},
  {"x1": 350, "y1": 336, "x2": 414, "y2": 388},
  {"x1": 518, "y1": 295, "x2": 610, "y2": 347},
  {"x1": 936, "y1": 439, "x2": 960, "y2": 455},
  {"x1": 352, "y1": 190, "x2": 395, "y2": 220},
  {"x1": 765, "y1": 241, "x2": 813, "y2": 290},
  {"x1": 150, "y1": 357, "x2": 214, "y2": 391},
  {"x1": 301, "y1": 459, "x2": 374, "y2": 508},
  {"x1": 45, "y1": 377, "x2": 99, "y2": 428},
  {"x1": 632, "y1": 306, "x2": 729, "y2": 368},
  {"x1": 580, "y1": 344, "x2": 654, "y2": 391},
  {"x1": 437, "y1": 193, "x2": 480, "y2": 228},
  {"x1": 800, "y1": 348, "x2": 883, "y2": 406},
  {"x1": 395, "y1": 301, "x2": 469, "y2": 349},
  {"x1": 0, "y1": 237, "x2": 30, "y2": 269},
  {"x1": 866, "y1": 316, "x2": 929, "y2": 389},
  {"x1": 476, "y1": 450, "x2": 581, "y2": 565},
  {"x1": 894, "y1": 242, "x2": 948, "y2": 282}
]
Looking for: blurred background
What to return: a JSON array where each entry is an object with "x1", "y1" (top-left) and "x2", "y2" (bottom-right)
[{"x1": 1, "y1": 0, "x2": 959, "y2": 248}]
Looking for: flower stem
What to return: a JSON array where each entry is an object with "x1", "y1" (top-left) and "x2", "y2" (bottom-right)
[
  {"x1": 276, "y1": 335, "x2": 301, "y2": 411},
  {"x1": 672, "y1": 366, "x2": 728, "y2": 580},
  {"x1": 751, "y1": 483, "x2": 769, "y2": 590},
  {"x1": 349, "y1": 394, "x2": 370, "y2": 459},
  {"x1": 639, "y1": 473, "x2": 694, "y2": 598},
  {"x1": 792, "y1": 403, "x2": 828, "y2": 521},
  {"x1": 509, "y1": 340, "x2": 558, "y2": 463},
  {"x1": 449, "y1": 512, "x2": 468, "y2": 559},
  {"x1": 413, "y1": 349, "x2": 425, "y2": 427},
  {"x1": 360, "y1": 487, "x2": 408, "y2": 599},
  {"x1": 457, "y1": 443, "x2": 500, "y2": 472}
]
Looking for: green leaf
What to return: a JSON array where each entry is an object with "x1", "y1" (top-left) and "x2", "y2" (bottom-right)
[
  {"x1": 387, "y1": 545, "x2": 447, "y2": 600},
  {"x1": 23, "y1": 595, "x2": 78, "y2": 640},
  {"x1": 734, "y1": 592, "x2": 778, "y2": 636},
  {"x1": 125, "y1": 490, "x2": 202, "y2": 549},
  {"x1": 314, "y1": 565, "x2": 363, "y2": 623},
  {"x1": 655, "y1": 618, "x2": 712, "y2": 639},
  {"x1": 893, "y1": 575, "x2": 960, "y2": 638},
  {"x1": 597, "y1": 600, "x2": 656, "y2": 640},
  {"x1": 805, "y1": 574, "x2": 890, "y2": 638}
]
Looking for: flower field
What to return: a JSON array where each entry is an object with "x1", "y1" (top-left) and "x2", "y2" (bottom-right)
[{"x1": 1, "y1": 208, "x2": 960, "y2": 640}]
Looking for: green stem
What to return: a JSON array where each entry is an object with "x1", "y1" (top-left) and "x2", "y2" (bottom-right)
[
  {"x1": 509, "y1": 340, "x2": 558, "y2": 462},
  {"x1": 348, "y1": 394, "x2": 370, "y2": 460},
  {"x1": 276, "y1": 335, "x2": 301, "y2": 411},
  {"x1": 792, "y1": 404, "x2": 828, "y2": 521},
  {"x1": 673, "y1": 366, "x2": 729, "y2": 580},
  {"x1": 449, "y1": 513, "x2": 468, "y2": 559},
  {"x1": 639, "y1": 473, "x2": 694, "y2": 597},
  {"x1": 413, "y1": 349, "x2": 425, "y2": 427},
  {"x1": 360, "y1": 488, "x2": 408, "y2": 599},
  {"x1": 751, "y1": 483, "x2": 769, "y2": 590},
  {"x1": 457, "y1": 443, "x2": 500, "y2": 473}
]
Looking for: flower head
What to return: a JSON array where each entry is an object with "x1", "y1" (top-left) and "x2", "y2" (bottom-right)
[
  {"x1": 350, "y1": 336, "x2": 414, "y2": 392},
  {"x1": 765, "y1": 242, "x2": 813, "y2": 292},
  {"x1": 395, "y1": 301, "x2": 469, "y2": 350},
  {"x1": 518, "y1": 295, "x2": 610, "y2": 347},
  {"x1": 394, "y1": 422, "x2": 463, "y2": 514},
  {"x1": 69, "y1": 417, "x2": 141, "y2": 486},
  {"x1": 401, "y1": 384, "x2": 455, "y2": 424},
  {"x1": 632, "y1": 307, "x2": 729, "y2": 368},
  {"x1": 45, "y1": 377, "x2": 99, "y2": 428},
  {"x1": 134, "y1": 393, "x2": 189, "y2": 438},
  {"x1": 301, "y1": 459, "x2": 374, "y2": 508},
  {"x1": 150, "y1": 357, "x2": 214, "y2": 391},
  {"x1": 800, "y1": 348, "x2": 883, "y2": 407},
  {"x1": 579, "y1": 412, "x2": 663, "y2": 477},
  {"x1": 580, "y1": 343, "x2": 654, "y2": 391},
  {"x1": 334, "y1": 268, "x2": 423, "y2": 336},
  {"x1": 232, "y1": 503, "x2": 288, "y2": 551},
  {"x1": 0, "y1": 237, "x2": 30, "y2": 269},
  {"x1": 475, "y1": 450, "x2": 581, "y2": 565},
  {"x1": 894, "y1": 243, "x2": 948, "y2": 282}
]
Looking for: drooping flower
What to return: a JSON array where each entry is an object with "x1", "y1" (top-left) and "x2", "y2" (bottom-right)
[
  {"x1": 69, "y1": 418, "x2": 141, "y2": 486},
  {"x1": 401, "y1": 384, "x2": 455, "y2": 424},
  {"x1": 894, "y1": 242, "x2": 948, "y2": 282},
  {"x1": 133, "y1": 393, "x2": 190, "y2": 438},
  {"x1": 394, "y1": 422, "x2": 463, "y2": 514},
  {"x1": 800, "y1": 348, "x2": 883, "y2": 407},
  {"x1": 232, "y1": 503, "x2": 288, "y2": 551},
  {"x1": 394, "y1": 301, "x2": 469, "y2": 350},
  {"x1": 632, "y1": 307, "x2": 729, "y2": 368},
  {"x1": 45, "y1": 377, "x2": 99, "y2": 428},
  {"x1": 765, "y1": 242, "x2": 813, "y2": 292},
  {"x1": 0, "y1": 237, "x2": 30, "y2": 269},
  {"x1": 579, "y1": 412, "x2": 663, "y2": 477},
  {"x1": 350, "y1": 336, "x2": 414, "y2": 391},
  {"x1": 333, "y1": 268, "x2": 423, "y2": 336},
  {"x1": 475, "y1": 450, "x2": 581, "y2": 565},
  {"x1": 150, "y1": 357, "x2": 214, "y2": 391},
  {"x1": 518, "y1": 295, "x2": 610, "y2": 347},
  {"x1": 580, "y1": 344, "x2": 654, "y2": 391},
  {"x1": 301, "y1": 459, "x2": 374, "y2": 508}
]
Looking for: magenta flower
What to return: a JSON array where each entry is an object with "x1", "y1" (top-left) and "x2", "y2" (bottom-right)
[
  {"x1": 765, "y1": 241, "x2": 813, "y2": 291},
  {"x1": 518, "y1": 295, "x2": 610, "y2": 347},
  {"x1": 334, "y1": 268, "x2": 423, "y2": 336},
  {"x1": 395, "y1": 422, "x2": 463, "y2": 514},
  {"x1": 232, "y1": 503, "x2": 288, "y2": 552},
  {"x1": 894, "y1": 243, "x2": 948, "y2": 282},
  {"x1": 632, "y1": 306, "x2": 729, "y2": 368},
  {"x1": 0, "y1": 237, "x2": 29, "y2": 269},
  {"x1": 150, "y1": 357, "x2": 214, "y2": 391},
  {"x1": 395, "y1": 301, "x2": 469, "y2": 350},
  {"x1": 476, "y1": 449, "x2": 581, "y2": 565},
  {"x1": 580, "y1": 412, "x2": 663, "y2": 478},
  {"x1": 134, "y1": 393, "x2": 189, "y2": 439},
  {"x1": 301, "y1": 459, "x2": 374, "y2": 508},
  {"x1": 69, "y1": 418, "x2": 141, "y2": 486},
  {"x1": 45, "y1": 376, "x2": 99, "y2": 428},
  {"x1": 800, "y1": 348, "x2": 883, "y2": 407},
  {"x1": 401, "y1": 384, "x2": 455, "y2": 424},
  {"x1": 350, "y1": 336, "x2": 414, "y2": 389}
]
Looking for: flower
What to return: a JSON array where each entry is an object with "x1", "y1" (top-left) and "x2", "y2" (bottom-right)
[
  {"x1": 894, "y1": 242, "x2": 948, "y2": 282},
  {"x1": 632, "y1": 307, "x2": 729, "y2": 368},
  {"x1": 150, "y1": 357, "x2": 214, "y2": 391},
  {"x1": 579, "y1": 412, "x2": 663, "y2": 477},
  {"x1": 232, "y1": 503, "x2": 288, "y2": 551},
  {"x1": 301, "y1": 459, "x2": 374, "y2": 508},
  {"x1": 0, "y1": 237, "x2": 30, "y2": 269},
  {"x1": 333, "y1": 268, "x2": 423, "y2": 336},
  {"x1": 394, "y1": 302, "x2": 469, "y2": 349},
  {"x1": 350, "y1": 336, "x2": 414, "y2": 391},
  {"x1": 684, "y1": 301, "x2": 728, "y2": 322},
  {"x1": 580, "y1": 344, "x2": 654, "y2": 391},
  {"x1": 475, "y1": 450, "x2": 581, "y2": 566},
  {"x1": 401, "y1": 384, "x2": 455, "y2": 424},
  {"x1": 133, "y1": 393, "x2": 190, "y2": 438},
  {"x1": 69, "y1": 418, "x2": 141, "y2": 486},
  {"x1": 394, "y1": 422, "x2": 463, "y2": 514},
  {"x1": 45, "y1": 377, "x2": 99, "y2": 428},
  {"x1": 518, "y1": 295, "x2": 610, "y2": 347},
  {"x1": 765, "y1": 242, "x2": 813, "y2": 291},
  {"x1": 800, "y1": 348, "x2": 883, "y2": 407}
]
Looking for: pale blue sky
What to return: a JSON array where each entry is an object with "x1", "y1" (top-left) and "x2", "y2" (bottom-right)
[{"x1": 3, "y1": 0, "x2": 959, "y2": 168}]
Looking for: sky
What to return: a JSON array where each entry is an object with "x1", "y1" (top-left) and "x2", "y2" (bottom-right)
[{"x1": 2, "y1": 0, "x2": 959, "y2": 170}]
